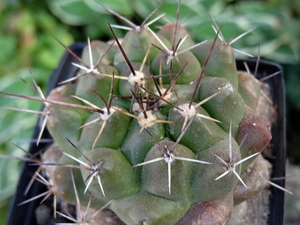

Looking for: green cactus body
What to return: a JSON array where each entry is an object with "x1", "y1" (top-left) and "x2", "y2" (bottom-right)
[
  {"x1": 114, "y1": 28, "x2": 164, "y2": 65},
  {"x1": 151, "y1": 50, "x2": 201, "y2": 84},
  {"x1": 5, "y1": 3, "x2": 275, "y2": 224},
  {"x1": 116, "y1": 62, "x2": 154, "y2": 97},
  {"x1": 47, "y1": 86, "x2": 90, "y2": 154},
  {"x1": 80, "y1": 148, "x2": 140, "y2": 199},
  {"x1": 192, "y1": 139, "x2": 241, "y2": 202},
  {"x1": 237, "y1": 71, "x2": 262, "y2": 110},
  {"x1": 192, "y1": 40, "x2": 238, "y2": 89},
  {"x1": 198, "y1": 76, "x2": 245, "y2": 135},
  {"x1": 168, "y1": 104, "x2": 228, "y2": 152},
  {"x1": 142, "y1": 140, "x2": 195, "y2": 201},
  {"x1": 158, "y1": 24, "x2": 195, "y2": 50},
  {"x1": 75, "y1": 42, "x2": 120, "y2": 107},
  {"x1": 111, "y1": 191, "x2": 190, "y2": 225},
  {"x1": 120, "y1": 110, "x2": 166, "y2": 168},
  {"x1": 52, "y1": 155, "x2": 108, "y2": 208},
  {"x1": 79, "y1": 106, "x2": 131, "y2": 150}
]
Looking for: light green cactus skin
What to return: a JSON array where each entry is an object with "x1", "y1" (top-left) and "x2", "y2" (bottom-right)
[{"x1": 41, "y1": 9, "x2": 273, "y2": 225}]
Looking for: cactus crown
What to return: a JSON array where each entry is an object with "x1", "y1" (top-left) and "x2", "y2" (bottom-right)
[{"x1": 1, "y1": 1, "x2": 278, "y2": 224}]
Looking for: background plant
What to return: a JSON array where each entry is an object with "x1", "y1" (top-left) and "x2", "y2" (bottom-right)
[{"x1": 0, "y1": 0, "x2": 299, "y2": 224}]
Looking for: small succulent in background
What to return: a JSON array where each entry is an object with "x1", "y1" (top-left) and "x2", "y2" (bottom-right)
[{"x1": 0, "y1": 0, "x2": 287, "y2": 224}]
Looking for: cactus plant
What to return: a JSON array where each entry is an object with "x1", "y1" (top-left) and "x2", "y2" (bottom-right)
[{"x1": 1, "y1": 1, "x2": 283, "y2": 225}]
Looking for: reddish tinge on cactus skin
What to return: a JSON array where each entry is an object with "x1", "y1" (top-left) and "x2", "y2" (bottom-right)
[{"x1": 0, "y1": 1, "x2": 287, "y2": 225}]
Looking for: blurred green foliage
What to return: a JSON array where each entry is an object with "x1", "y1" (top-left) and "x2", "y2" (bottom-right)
[
  {"x1": 0, "y1": 1, "x2": 74, "y2": 223},
  {"x1": 0, "y1": 0, "x2": 299, "y2": 223},
  {"x1": 46, "y1": 0, "x2": 300, "y2": 64}
]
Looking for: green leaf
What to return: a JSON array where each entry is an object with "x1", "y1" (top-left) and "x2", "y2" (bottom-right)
[{"x1": 47, "y1": 0, "x2": 132, "y2": 26}]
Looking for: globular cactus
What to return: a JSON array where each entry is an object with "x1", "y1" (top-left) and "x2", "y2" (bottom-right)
[{"x1": 2, "y1": 2, "x2": 276, "y2": 225}]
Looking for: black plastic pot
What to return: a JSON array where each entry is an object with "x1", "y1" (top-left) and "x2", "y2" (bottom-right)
[
  {"x1": 7, "y1": 44, "x2": 286, "y2": 225},
  {"x1": 236, "y1": 58, "x2": 286, "y2": 225}
]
